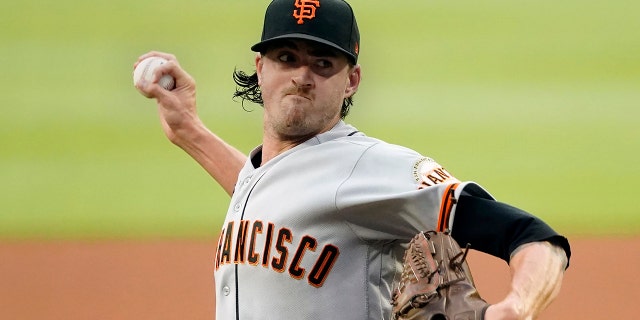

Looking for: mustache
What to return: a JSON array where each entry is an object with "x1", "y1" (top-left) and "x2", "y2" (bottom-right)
[{"x1": 283, "y1": 86, "x2": 313, "y2": 99}]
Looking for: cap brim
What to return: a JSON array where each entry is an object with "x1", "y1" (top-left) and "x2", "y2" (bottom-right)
[{"x1": 251, "y1": 33, "x2": 357, "y2": 64}]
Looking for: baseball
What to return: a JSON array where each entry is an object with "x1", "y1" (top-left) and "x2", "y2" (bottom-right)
[{"x1": 133, "y1": 57, "x2": 176, "y2": 91}]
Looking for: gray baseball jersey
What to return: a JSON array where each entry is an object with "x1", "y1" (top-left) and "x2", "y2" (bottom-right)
[{"x1": 214, "y1": 121, "x2": 492, "y2": 320}]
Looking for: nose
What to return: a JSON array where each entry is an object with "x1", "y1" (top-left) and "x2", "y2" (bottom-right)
[{"x1": 291, "y1": 65, "x2": 314, "y2": 89}]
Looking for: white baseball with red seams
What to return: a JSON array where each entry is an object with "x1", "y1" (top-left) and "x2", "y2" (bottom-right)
[{"x1": 133, "y1": 57, "x2": 175, "y2": 91}]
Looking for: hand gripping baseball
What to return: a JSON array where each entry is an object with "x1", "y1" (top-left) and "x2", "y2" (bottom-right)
[
  {"x1": 391, "y1": 231, "x2": 490, "y2": 320},
  {"x1": 133, "y1": 51, "x2": 199, "y2": 144}
]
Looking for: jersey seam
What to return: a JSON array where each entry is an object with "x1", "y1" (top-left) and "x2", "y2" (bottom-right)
[{"x1": 333, "y1": 140, "x2": 383, "y2": 244}]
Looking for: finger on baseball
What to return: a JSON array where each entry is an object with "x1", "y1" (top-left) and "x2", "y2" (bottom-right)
[
  {"x1": 137, "y1": 78, "x2": 170, "y2": 100},
  {"x1": 134, "y1": 75, "x2": 159, "y2": 98},
  {"x1": 134, "y1": 60, "x2": 178, "y2": 97},
  {"x1": 153, "y1": 60, "x2": 194, "y2": 90},
  {"x1": 143, "y1": 64, "x2": 187, "y2": 98},
  {"x1": 133, "y1": 53, "x2": 186, "y2": 87},
  {"x1": 133, "y1": 52, "x2": 194, "y2": 100},
  {"x1": 134, "y1": 51, "x2": 179, "y2": 69}
]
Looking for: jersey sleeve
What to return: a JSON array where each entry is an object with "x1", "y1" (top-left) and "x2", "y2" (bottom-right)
[
  {"x1": 451, "y1": 194, "x2": 571, "y2": 265},
  {"x1": 334, "y1": 141, "x2": 483, "y2": 242}
]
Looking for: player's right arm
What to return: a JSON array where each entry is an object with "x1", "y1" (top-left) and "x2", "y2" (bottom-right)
[{"x1": 134, "y1": 51, "x2": 246, "y2": 196}]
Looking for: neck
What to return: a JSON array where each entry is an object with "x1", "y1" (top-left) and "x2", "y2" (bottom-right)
[
  {"x1": 260, "y1": 129, "x2": 319, "y2": 165},
  {"x1": 259, "y1": 120, "x2": 342, "y2": 166},
  {"x1": 260, "y1": 139, "x2": 303, "y2": 165}
]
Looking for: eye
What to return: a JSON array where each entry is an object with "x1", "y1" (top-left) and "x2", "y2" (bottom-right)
[
  {"x1": 315, "y1": 59, "x2": 333, "y2": 68},
  {"x1": 278, "y1": 53, "x2": 295, "y2": 63}
]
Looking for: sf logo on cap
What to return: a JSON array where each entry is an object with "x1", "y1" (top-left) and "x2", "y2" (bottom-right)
[{"x1": 293, "y1": 0, "x2": 320, "y2": 24}]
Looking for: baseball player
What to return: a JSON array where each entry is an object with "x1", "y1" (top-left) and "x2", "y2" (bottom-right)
[{"x1": 134, "y1": 0, "x2": 571, "y2": 319}]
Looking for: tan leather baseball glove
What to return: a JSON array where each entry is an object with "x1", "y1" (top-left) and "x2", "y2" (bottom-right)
[{"x1": 391, "y1": 231, "x2": 490, "y2": 320}]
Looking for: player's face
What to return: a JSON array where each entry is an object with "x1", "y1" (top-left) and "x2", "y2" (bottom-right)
[{"x1": 256, "y1": 39, "x2": 360, "y2": 142}]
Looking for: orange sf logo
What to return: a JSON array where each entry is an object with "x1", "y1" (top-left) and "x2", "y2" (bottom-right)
[{"x1": 293, "y1": 0, "x2": 320, "y2": 25}]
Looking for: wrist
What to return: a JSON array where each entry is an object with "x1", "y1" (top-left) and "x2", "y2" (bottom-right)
[
  {"x1": 165, "y1": 116, "x2": 207, "y2": 146},
  {"x1": 484, "y1": 294, "x2": 526, "y2": 320}
]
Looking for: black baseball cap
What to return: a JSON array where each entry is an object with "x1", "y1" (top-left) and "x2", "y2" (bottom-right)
[{"x1": 251, "y1": 0, "x2": 360, "y2": 64}]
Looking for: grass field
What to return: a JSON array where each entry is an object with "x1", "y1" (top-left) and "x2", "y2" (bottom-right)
[{"x1": 1, "y1": 0, "x2": 638, "y2": 239}]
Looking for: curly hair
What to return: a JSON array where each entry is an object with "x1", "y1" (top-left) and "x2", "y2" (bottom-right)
[{"x1": 232, "y1": 68, "x2": 354, "y2": 119}]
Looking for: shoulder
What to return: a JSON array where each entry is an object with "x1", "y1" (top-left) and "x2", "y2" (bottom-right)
[
  {"x1": 332, "y1": 135, "x2": 421, "y2": 159},
  {"x1": 329, "y1": 137, "x2": 465, "y2": 193}
]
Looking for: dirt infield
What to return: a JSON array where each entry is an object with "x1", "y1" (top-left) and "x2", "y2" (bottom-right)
[{"x1": 0, "y1": 237, "x2": 636, "y2": 319}]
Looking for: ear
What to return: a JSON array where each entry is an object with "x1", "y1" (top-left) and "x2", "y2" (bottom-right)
[
  {"x1": 345, "y1": 64, "x2": 361, "y2": 98},
  {"x1": 255, "y1": 54, "x2": 263, "y2": 86}
]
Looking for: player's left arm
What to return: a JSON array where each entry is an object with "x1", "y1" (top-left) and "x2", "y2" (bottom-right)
[
  {"x1": 450, "y1": 194, "x2": 571, "y2": 319},
  {"x1": 485, "y1": 241, "x2": 567, "y2": 319}
]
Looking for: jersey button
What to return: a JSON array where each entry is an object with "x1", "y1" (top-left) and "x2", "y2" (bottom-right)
[
  {"x1": 234, "y1": 202, "x2": 242, "y2": 212},
  {"x1": 222, "y1": 286, "x2": 231, "y2": 296}
]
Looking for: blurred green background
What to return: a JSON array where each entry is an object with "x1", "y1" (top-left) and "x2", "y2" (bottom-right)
[{"x1": 1, "y1": 0, "x2": 638, "y2": 240}]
